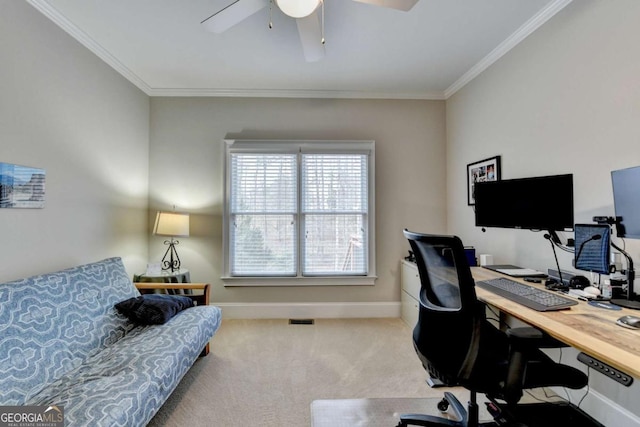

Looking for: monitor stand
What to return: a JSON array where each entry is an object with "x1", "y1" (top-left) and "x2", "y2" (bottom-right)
[{"x1": 610, "y1": 242, "x2": 638, "y2": 310}]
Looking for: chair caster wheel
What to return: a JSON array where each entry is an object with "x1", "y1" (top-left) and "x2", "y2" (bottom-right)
[{"x1": 437, "y1": 398, "x2": 449, "y2": 412}]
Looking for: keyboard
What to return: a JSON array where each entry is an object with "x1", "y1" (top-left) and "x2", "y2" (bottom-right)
[{"x1": 476, "y1": 277, "x2": 577, "y2": 312}]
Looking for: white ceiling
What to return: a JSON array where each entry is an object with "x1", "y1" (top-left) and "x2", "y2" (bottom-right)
[{"x1": 26, "y1": 0, "x2": 571, "y2": 99}]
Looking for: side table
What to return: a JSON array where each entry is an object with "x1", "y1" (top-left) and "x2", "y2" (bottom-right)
[
  {"x1": 133, "y1": 269, "x2": 191, "y2": 295},
  {"x1": 133, "y1": 269, "x2": 191, "y2": 284}
]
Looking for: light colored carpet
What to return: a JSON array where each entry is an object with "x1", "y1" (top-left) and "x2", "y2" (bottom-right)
[
  {"x1": 148, "y1": 318, "x2": 460, "y2": 426},
  {"x1": 310, "y1": 393, "x2": 572, "y2": 427},
  {"x1": 311, "y1": 397, "x2": 473, "y2": 427}
]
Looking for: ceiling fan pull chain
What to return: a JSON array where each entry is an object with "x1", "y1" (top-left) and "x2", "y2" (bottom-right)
[
  {"x1": 321, "y1": 0, "x2": 325, "y2": 44},
  {"x1": 269, "y1": 0, "x2": 273, "y2": 29}
]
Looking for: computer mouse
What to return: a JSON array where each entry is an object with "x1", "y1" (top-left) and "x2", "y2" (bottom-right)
[
  {"x1": 583, "y1": 286, "x2": 601, "y2": 297},
  {"x1": 616, "y1": 315, "x2": 640, "y2": 329}
]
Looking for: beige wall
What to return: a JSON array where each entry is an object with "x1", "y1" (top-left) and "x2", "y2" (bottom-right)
[
  {"x1": 446, "y1": 1, "x2": 640, "y2": 424},
  {"x1": 0, "y1": 1, "x2": 150, "y2": 282},
  {"x1": 4, "y1": 0, "x2": 639, "y2": 421},
  {"x1": 447, "y1": 0, "x2": 640, "y2": 273},
  {"x1": 149, "y1": 97, "x2": 446, "y2": 303}
]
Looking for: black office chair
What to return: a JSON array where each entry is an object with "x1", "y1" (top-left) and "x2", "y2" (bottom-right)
[{"x1": 398, "y1": 230, "x2": 590, "y2": 427}]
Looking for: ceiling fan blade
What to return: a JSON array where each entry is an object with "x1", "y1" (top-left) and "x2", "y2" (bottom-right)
[
  {"x1": 201, "y1": 0, "x2": 269, "y2": 33},
  {"x1": 353, "y1": 0, "x2": 418, "y2": 12},
  {"x1": 296, "y1": 9, "x2": 325, "y2": 62}
]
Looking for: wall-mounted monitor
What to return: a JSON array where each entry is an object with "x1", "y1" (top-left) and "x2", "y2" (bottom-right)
[
  {"x1": 611, "y1": 165, "x2": 640, "y2": 239},
  {"x1": 574, "y1": 224, "x2": 611, "y2": 275},
  {"x1": 475, "y1": 174, "x2": 574, "y2": 232}
]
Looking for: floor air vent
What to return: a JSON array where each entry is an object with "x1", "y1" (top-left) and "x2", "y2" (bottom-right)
[{"x1": 289, "y1": 319, "x2": 314, "y2": 325}]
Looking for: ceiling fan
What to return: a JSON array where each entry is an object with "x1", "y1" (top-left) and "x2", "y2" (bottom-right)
[{"x1": 201, "y1": 0, "x2": 418, "y2": 62}]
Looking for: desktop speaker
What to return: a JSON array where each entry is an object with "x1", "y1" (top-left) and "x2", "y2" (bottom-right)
[
  {"x1": 479, "y1": 254, "x2": 493, "y2": 266},
  {"x1": 464, "y1": 247, "x2": 477, "y2": 267}
]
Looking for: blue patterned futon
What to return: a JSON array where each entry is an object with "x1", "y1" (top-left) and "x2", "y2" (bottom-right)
[{"x1": 0, "y1": 257, "x2": 222, "y2": 426}]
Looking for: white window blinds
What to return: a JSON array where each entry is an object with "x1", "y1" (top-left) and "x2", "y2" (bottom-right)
[
  {"x1": 301, "y1": 154, "x2": 368, "y2": 275},
  {"x1": 230, "y1": 154, "x2": 297, "y2": 276},
  {"x1": 226, "y1": 141, "x2": 373, "y2": 280}
]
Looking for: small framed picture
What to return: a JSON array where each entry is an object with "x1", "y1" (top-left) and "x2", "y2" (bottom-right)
[
  {"x1": 0, "y1": 162, "x2": 46, "y2": 209},
  {"x1": 467, "y1": 155, "x2": 501, "y2": 205}
]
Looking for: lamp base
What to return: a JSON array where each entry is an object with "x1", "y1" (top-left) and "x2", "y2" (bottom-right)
[{"x1": 161, "y1": 239, "x2": 181, "y2": 272}]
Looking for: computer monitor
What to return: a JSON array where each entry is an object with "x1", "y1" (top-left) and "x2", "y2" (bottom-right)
[
  {"x1": 611, "y1": 165, "x2": 640, "y2": 239},
  {"x1": 475, "y1": 174, "x2": 574, "y2": 232},
  {"x1": 574, "y1": 224, "x2": 610, "y2": 275},
  {"x1": 610, "y1": 166, "x2": 640, "y2": 309}
]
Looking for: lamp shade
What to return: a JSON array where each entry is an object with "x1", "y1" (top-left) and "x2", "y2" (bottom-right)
[
  {"x1": 276, "y1": 0, "x2": 320, "y2": 18},
  {"x1": 153, "y1": 211, "x2": 190, "y2": 237}
]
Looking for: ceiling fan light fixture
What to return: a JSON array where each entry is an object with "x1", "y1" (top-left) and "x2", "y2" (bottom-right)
[{"x1": 276, "y1": 0, "x2": 320, "y2": 18}]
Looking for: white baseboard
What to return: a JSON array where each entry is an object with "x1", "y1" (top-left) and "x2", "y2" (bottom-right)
[
  {"x1": 581, "y1": 388, "x2": 640, "y2": 427},
  {"x1": 552, "y1": 387, "x2": 640, "y2": 427},
  {"x1": 213, "y1": 302, "x2": 401, "y2": 319}
]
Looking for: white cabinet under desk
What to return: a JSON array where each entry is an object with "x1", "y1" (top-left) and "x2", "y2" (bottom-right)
[
  {"x1": 401, "y1": 260, "x2": 421, "y2": 327},
  {"x1": 401, "y1": 259, "x2": 512, "y2": 330}
]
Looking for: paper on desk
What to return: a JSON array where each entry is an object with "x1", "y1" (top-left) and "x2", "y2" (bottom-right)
[{"x1": 495, "y1": 268, "x2": 546, "y2": 277}]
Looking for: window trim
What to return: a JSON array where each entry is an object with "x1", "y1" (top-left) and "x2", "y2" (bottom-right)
[{"x1": 222, "y1": 139, "x2": 376, "y2": 286}]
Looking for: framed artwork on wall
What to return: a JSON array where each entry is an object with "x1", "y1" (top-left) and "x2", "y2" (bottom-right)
[
  {"x1": 467, "y1": 155, "x2": 500, "y2": 206},
  {"x1": 0, "y1": 162, "x2": 46, "y2": 208}
]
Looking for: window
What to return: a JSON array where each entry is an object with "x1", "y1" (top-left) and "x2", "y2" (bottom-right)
[{"x1": 224, "y1": 140, "x2": 375, "y2": 285}]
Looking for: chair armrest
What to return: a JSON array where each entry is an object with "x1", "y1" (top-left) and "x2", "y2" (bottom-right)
[
  {"x1": 503, "y1": 327, "x2": 569, "y2": 404},
  {"x1": 134, "y1": 282, "x2": 211, "y2": 306}
]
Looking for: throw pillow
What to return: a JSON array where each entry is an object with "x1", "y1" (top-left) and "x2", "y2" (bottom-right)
[{"x1": 115, "y1": 294, "x2": 194, "y2": 325}]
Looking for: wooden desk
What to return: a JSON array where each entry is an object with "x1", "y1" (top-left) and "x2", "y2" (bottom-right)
[{"x1": 471, "y1": 267, "x2": 640, "y2": 379}]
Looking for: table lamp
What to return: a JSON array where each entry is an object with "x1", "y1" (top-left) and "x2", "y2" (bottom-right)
[{"x1": 153, "y1": 211, "x2": 190, "y2": 272}]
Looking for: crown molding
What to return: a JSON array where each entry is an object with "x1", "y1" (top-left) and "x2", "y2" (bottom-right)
[
  {"x1": 25, "y1": 0, "x2": 153, "y2": 95},
  {"x1": 25, "y1": 0, "x2": 444, "y2": 100},
  {"x1": 21, "y1": 0, "x2": 442, "y2": 100},
  {"x1": 26, "y1": 0, "x2": 569, "y2": 101},
  {"x1": 444, "y1": 0, "x2": 573, "y2": 99},
  {"x1": 146, "y1": 87, "x2": 446, "y2": 100}
]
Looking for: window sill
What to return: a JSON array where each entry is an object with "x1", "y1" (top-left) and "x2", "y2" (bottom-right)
[{"x1": 221, "y1": 275, "x2": 377, "y2": 287}]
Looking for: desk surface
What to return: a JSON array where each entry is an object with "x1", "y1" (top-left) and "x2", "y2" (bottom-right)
[{"x1": 472, "y1": 267, "x2": 640, "y2": 379}]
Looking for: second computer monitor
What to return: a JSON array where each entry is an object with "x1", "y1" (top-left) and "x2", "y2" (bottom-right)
[{"x1": 574, "y1": 224, "x2": 611, "y2": 275}]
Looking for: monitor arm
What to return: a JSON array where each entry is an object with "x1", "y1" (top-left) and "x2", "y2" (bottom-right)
[{"x1": 546, "y1": 230, "x2": 562, "y2": 245}]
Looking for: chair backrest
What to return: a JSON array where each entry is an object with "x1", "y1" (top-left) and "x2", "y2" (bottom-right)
[{"x1": 403, "y1": 230, "x2": 484, "y2": 385}]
